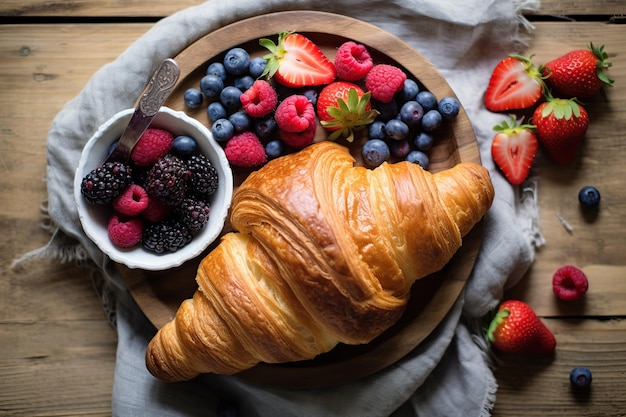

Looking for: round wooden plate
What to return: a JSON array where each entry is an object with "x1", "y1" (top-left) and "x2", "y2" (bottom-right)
[{"x1": 118, "y1": 11, "x2": 483, "y2": 389}]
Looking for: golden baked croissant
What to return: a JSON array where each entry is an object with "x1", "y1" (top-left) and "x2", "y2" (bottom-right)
[{"x1": 145, "y1": 141, "x2": 494, "y2": 382}]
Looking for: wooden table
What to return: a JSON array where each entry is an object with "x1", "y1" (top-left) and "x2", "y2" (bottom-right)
[{"x1": 1, "y1": 1, "x2": 624, "y2": 415}]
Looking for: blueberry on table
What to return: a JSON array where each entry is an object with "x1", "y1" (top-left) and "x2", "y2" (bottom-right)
[
  {"x1": 399, "y1": 100, "x2": 425, "y2": 127},
  {"x1": 249, "y1": 57, "x2": 267, "y2": 78},
  {"x1": 438, "y1": 96, "x2": 460, "y2": 119},
  {"x1": 570, "y1": 366, "x2": 592, "y2": 389},
  {"x1": 199, "y1": 74, "x2": 224, "y2": 98},
  {"x1": 368, "y1": 120, "x2": 386, "y2": 140},
  {"x1": 416, "y1": 90, "x2": 438, "y2": 111},
  {"x1": 265, "y1": 139, "x2": 284, "y2": 160},
  {"x1": 207, "y1": 101, "x2": 228, "y2": 122},
  {"x1": 206, "y1": 61, "x2": 227, "y2": 81},
  {"x1": 397, "y1": 78, "x2": 419, "y2": 102},
  {"x1": 183, "y1": 88, "x2": 203, "y2": 108},
  {"x1": 385, "y1": 119, "x2": 409, "y2": 140},
  {"x1": 229, "y1": 111, "x2": 251, "y2": 133},
  {"x1": 223, "y1": 47, "x2": 250, "y2": 76},
  {"x1": 414, "y1": 131, "x2": 434, "y2": 151},
  {"x1": 421, "y1": 109, "x2": 442, "y2": 131},
  {"x1": 211, "y1": 118, "x2": 235, "y2": 142},
  {"x1": 220, "y1": 86, "x2": 243, "y2": 111},
  {"x1": 406, "y1": 150, "x2": 429, "y2": 169},
  {"x1": 362, "y1": 139, "x2": 390, "y2": 168},
  {"x1": 578, "y1": 186, "x2": 601, "y2": 209}
]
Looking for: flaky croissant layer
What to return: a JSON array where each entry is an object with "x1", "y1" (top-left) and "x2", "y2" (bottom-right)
[{"x1": 146, "y1": 141, "x2": 494, "y2": 382}]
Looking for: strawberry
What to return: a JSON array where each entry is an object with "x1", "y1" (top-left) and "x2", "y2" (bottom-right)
[
  {"x1": 484, "y1": 55, "x2": 545, "y2": 112},
  {"x1": 259, "y1": 31, "x2": 336, "y2": 88},
  {"x1": 491, "y1": 116, "x2": 538, "y2": 185},
  {"x1": 317, "y1": 81, "x2": 379, "y2": 142},
  {"x1": 532, "y1": 95, "x2": 589, "y2": 165},
  {"x1": 542, "y1": 42, "x2": 614, "y2": 99},
  {"x1": 487, "y1": 300, "x2": 556, "y2": 355}
]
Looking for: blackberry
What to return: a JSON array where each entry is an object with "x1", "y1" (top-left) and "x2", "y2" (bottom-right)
[
  {"x1": 177, "y1": 197, "x2": 211, "y2": 231},
  {"x1": 142, "y1": 219, "x2": 192, "y2": 254},
  {"x1": 186, "y1": 154, "x2": 219, "y2": 196},
  {"x1": 80, "y1": 162, "x2": 132, "y2": 204},
  {"x1": 145, "y1": 154, "x2": 189, "y2": 206}
]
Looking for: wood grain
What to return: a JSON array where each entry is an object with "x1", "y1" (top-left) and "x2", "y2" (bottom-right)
[{"x1": 1, "y1": 10, "x2": 625, "y2": 417}]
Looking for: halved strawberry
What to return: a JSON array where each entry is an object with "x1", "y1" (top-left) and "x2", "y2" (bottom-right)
[
  {"x1": 260, "y1": 31, "x2": 336, "y2": 88},
  {"x1": 491, "y1": 116, "x2": 538, "y2": 185},
  {"x1": 484, "y1": 55, "x2": 545, "y2": 112}
]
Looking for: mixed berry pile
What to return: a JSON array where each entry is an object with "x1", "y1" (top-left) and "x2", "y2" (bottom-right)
[
  {"x1": 80, "y1": 130, "x2": 219, "y2": 253},
  {"x1": 183, "y1": 31, "x2": 461, "y2": 170}
]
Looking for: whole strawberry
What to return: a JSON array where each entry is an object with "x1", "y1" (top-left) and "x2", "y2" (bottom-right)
[
  {"x1": 542, "y1": 42, "x2": 614, "y2": 99},
  {"x1": 487, "y1": 300, "x2": 556, "y2": 355},
  {"x1": 533, "y1": 96, "x2": 589, "y2": 165}
]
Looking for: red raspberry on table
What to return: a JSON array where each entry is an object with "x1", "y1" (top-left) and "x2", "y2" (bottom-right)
[
  {"x1": 225, "y1": 131, "x2": 267, "y2": 168},
  {"x1": 334, "y1": 41, "x2": 373, "y2": 81},
  {"x1": 108, "y1": 214, "x2": 143, "y2": 248},
  {"x1": 274, "y1": 95, "x2": 316, "y2": 133},
  {"x1": 240, "y1": 80, "x2": 278, "y2": 117},
  {"x1": 112, "y1": 184, "x2": 149, "y2": 217},
  {"x1": 553, "y1": 265, "x2": 589, "y2": 301},
  {"x1": 365, "y1": 64, "x2": 407, "y2": 103},
  {"x1": 131, "y1": 128, "x2": 174, "y2": 167},
  {"x1": 279, "y1": 121, "x2": 317, "y2": 149}
]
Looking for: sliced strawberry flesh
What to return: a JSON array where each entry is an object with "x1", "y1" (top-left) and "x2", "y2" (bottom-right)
[{"x1": 485, "y1": 56, "x2": 543, "y2": 111}]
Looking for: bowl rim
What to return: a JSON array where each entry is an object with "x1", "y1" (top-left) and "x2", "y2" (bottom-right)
[{"x1": 74, "y1": 106, "x2": 233, "y2": 270}]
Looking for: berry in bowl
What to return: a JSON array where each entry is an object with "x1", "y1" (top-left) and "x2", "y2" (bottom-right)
[{"x1": 74, "y1": 106, "x2": 233, "y2": 271}]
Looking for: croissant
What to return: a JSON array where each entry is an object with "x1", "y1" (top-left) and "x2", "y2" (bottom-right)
[{"x1": 145, "y1": 141, "x2": 494, "y2": 382}]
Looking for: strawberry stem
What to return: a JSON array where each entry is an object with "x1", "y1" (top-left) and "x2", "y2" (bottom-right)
[{"x1": 486, "y1": 308, "x2": 510, "y2": 343}]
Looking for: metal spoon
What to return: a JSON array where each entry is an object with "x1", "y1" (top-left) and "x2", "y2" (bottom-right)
[{"x1": 105, "y1": 58, "x2": 180, "y2": 163}]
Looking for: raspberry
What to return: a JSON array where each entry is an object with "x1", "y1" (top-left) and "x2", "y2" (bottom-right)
[
  {"x1": 108, "y1": 214, "x2": 143, "y2": 248},
  {"x1": 334, "y1": 41, "x2": 373, "y2": 81},
  {"x1": 279, "y1": 122, "x2": 316, "y2": 149},
  {"x1": 131, "y1": 128, "x2": 174, "y2": 167},
  {"x1": 365, "y1": 64, "x2": 407, "y2": 103},
  {"x1": 112, "y1": 184, "x2": 149, "y2": 216},
  {"x1": 274, "y1": 95, "x2": 316, "y2": 133},
  {"x1": 240, "y1": 80, "x2": 278, "y2": 117},
  {"x1": 552, "y1": 265, "x2": 589, "y2": 301},
  {"x1": 142, "y1": 195, "x2": 173, "y2": 223},
  {"x1": 224, "y1": 131, "x2": 267, "y2": 168}
]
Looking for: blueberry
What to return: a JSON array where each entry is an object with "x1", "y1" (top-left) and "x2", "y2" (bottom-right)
[
  {"x1": 220, "y1": 86, "x2": 243, "y2": 111},
  {"x1": 397, "y1": 78, "x2": 419, "y2": 102},
  {"x1": 414, "y1": 131, "x2": 434, "y2": 151},
  {"x1": 199, "y1": 74, "x2": 224, "y2": 98},
  {"x1": 406, "y1": 150, "x2": 429, "y2": 169},
  {"x1": 229, "y1": 111, "x2": 251, "y2": 132},
  {"x1": 578, "y1": 186, "x2": 601, "y2": 209},
  {"x1": 171, "y1": 135, "x2": 199, "y2": 159},
  {"x1": 183, "y1": 88, "x2": 203, "y2": 108},
  {"x1": 207, "y1": 101, "x2": 228, "y2": 122},
  {"x1": 254, "y1": 116, "x2": 277, "y2": 140},
  {"x1": 211, "y1": 118, "x2": 235, "y2": 142},
  {"x1": 421, "y1": 109, "x2": 442, "y2": 131},
  {"x1": 368, "y1": 120, "x2": 386, "y2": 140},
  {"x1": 265, "y1": 140, "x2": 284, "y2": 160},
  {"x1": 362, "y1": 139, "x2": 390, "y2": 168},
  {"x1": 416, "y1": 91, "x2": 438, "y2": 111},
  {"x1": 438, "y1": 96, "x2": 460, "y2": 119},
  {"x1": 206, "y1": 62, "x2": 227, "y2": 81},
  {"x1": 390, "y1": 140, "x2": 411, "y2": 159},
  {"x1": 302, "y1": 88, "x2": 319, "y2": 106},
  {"x1": 249, "y1": 57, "x2": 267, "y2": 78},
  {"x1": 234, "y1": 75, "x2": 254, "y2": 92},
  {"x1": 223, "y1": 47, "x2": 250, "y2": 76},
  {"x1": 399, "y1": 100, "x2": 424, "y2": 127},
  {"x1": 385, "y1": 119, "x2": 409, "y2": 140},
  {"x1": 570, "y1": 366, "x2": 592, "y2": 389},
  {"x1": 372, "y1": 99, "x2": 398, "y2": 121}
]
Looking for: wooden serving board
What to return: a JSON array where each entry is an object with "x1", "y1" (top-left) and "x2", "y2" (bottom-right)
[{"x1": 118, "y1": 11, "x2": 483, "y2": 388}]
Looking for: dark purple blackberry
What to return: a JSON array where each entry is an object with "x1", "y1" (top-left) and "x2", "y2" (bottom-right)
[
  {"x1": 145, "y1": 154, "x2": 189, "y2": 206},
  {"x1": 142, "y1": 219, "x2": 192, "y2": 254},
  {"x1": 177, "y1": 197, "x2": 211, "y2": 231},
  {"x1": 186, "y1": 154, "x2": 219, "y2": 196},
  {"x1": 80, "y1": 162, "x2": 132, "y2": 204}
]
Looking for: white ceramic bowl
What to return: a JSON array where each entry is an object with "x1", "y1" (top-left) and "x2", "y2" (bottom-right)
[{"x1": 74, "y1": 107, "x2": 233, "y2": 271}]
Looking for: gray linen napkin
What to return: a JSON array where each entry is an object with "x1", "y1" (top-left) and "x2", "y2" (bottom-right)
[{"x1": 27, "y1": 0, "x2": 543, "y2": 415}]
